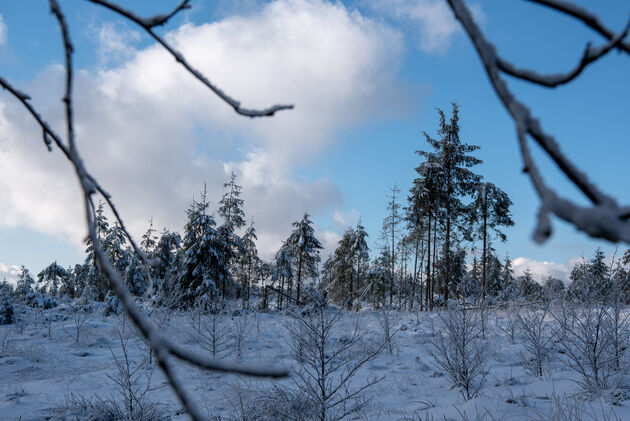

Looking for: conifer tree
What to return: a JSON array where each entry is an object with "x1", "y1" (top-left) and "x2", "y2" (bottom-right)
[
  {"x1": 180, "y1": 187, "x2": 231, "y2": 306},
  {"x1": 351, "y1": 220, "x2": 370, "y2": 301},
  {"x1": 141, "y1": 217, "x2": 158, "y2": 256},
  {"x1": 235, "y1": 220, "x2": 261, "y2": 305},
  {"x1": 14, "y1": 265, "x2": 35, "y2": 299},
  {"x1": 272, "y1": 243, "x2": 293, "y2": 309},
  {"x1": 382, "y1": 185, "x2": 401, "y2": 306},
  {"x1": 37, "y1": 262, "x2": 68, "y2": 297},
  {"x1": 418, "y1": 103, "x2": 482, "y2": 307},
  {"x1": 218, "y1": 172, "x2": 246, "y2": 298},
  {"x1": 285, "y1": 212, "x2": 323, "y2": 303},
  {"x1": 471, "y1": 181, "x2": 514, "y2": 299}
]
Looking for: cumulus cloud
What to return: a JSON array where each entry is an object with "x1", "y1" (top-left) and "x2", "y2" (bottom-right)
[
  {"x1": 368, "y1": 0, "x2": 485, "y2": 53},
  {"x1": 0, "y1": 0, "x2": 404, "y2": 260},
  {"x1": 91, "y1": 22, "x2": 141, "y2": 67},
  {"x1": 0, "y1": 14, "x2": 6, "y2": 46},
  {"x1": 512, "y1": 257, "x2": 571, "y2": 284},
  {"x1": 0, "y1": 263, "x2": 19, "y2": 285}
]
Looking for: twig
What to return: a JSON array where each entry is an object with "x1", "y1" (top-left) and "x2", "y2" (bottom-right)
[
  {"x1": 446, "y1": 0, "x2": 630, "y2": 244},
  {"x1": 87, "y1": 0, "x2": 294, "y2": 117},
  {"x1": 2, "y1": 1, "x2": 292, "y2": 419}
]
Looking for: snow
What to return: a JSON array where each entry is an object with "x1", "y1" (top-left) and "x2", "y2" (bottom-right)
[{"x1": 1, "y1": 302, "x2": 628, "y2": 420}]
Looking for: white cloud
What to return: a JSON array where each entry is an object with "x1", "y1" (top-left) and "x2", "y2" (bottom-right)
[
  {"x1": 512, "y1": 257, "x2": 571, "y2": 284},
  {"x1": 0, "y1": 263, "x2": 19, "y2": 285},
  {"x1": 0, "y1": 14, "x2": 6, "y2": 46},
  {"x1": 0, "y1": 0, "x2": 404, "y2": 260},
  {"x1": 91, "y1": 22, "x2": 141, "y2": 67},
  {"x1": 368, "y1": 0, "x2": 485, "y2": 53}
]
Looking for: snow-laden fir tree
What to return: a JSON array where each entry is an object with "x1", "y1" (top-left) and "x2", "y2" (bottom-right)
[
  {"x1": 272, "y1": 243, "x2": 293, "y2": 309},
  {"x1": 218, "y1": 171, "x2": 246, "y2": 298},
  {"x1": 180, "y1": 187, "x2": 231, "y2": 307},
  {"x1": 141, "y1": 217, "x2": 157, "y2": 256},
  {"x1": 105, "y1": 222, "x2": 130, "y2": 274},
  {"x1": 351, "y1": 220, "x2": 370, "y2": 303},
  {"x1": 418, "y1": 103, "x2": 482, "y2": 306},
  {"x1": 323, "y1": 228, "x2": 356, "y2": 308},
  {"x1": 152, "y1": 229, "x2": 182, "y2": 302},
  {"x1": 83, "y1": 200, "x2": 111, "y2": 300},
  {"x1": 14, "y1": 265, "x2": 35, "y2": 299},
  {"x1": 471, "y1": 181, "x2": 514, "y2": 299},
  {"x1": 234, "y1": 220, "x2": 260, "y2": 305},
  {"x1": 37, "y1": 262, "x2": 68, "y2": 298},
  {"x1": 285, "y1": 212, "x2": 322, "y2": 303}
]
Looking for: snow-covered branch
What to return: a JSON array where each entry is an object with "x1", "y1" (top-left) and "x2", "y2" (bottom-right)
[
  {"x1": 446, "y1": 0, "x2": 630, "y2": 244},
  {"x1": 87, "y1": 0, "x2": 294, "y2": 117},
  {"x1": 1, "y1": 1, "x2": 291, "y2": 420}
]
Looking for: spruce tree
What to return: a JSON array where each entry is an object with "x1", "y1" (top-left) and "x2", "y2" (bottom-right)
[
  {"x1": 14, "y1": 265, "x2": 35, "y2": 299},
  {"x1": 471, "y1": 181, "x2": 514, "y2": 299},
  {"x1": 218, "y1": 171, "x2": 246, "y2": 298},
  {"x1": 37, "y1": 262, "x2": 68, "y2": 297},
  {"x1": 285, "y1": 212, "x2": 323, "y2": 303},
  {"x1": 180, "y1": 188, "x2": 231, "y2": 306},
  {"x1": 418, "y1": 103, "x2": 482, "y2": 307}
]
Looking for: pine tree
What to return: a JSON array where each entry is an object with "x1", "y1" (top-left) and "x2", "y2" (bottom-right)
[
  {"x1": 218, "y1": 172, "x2": 246, "y2": 298},
  {"x1": 471, "y1": 181, "x2": 514, "y2": 299},
  {"x1": 37, "y1": 262, "x2": 68, "y2": 297},
  {"x1": 350, "y1": 220, "x2": 370, "y2": 302},
  {"x1": 141, "y1": 217, "x2": 158, "y2": 256},
  {"x1": 285, "y1": 212, "x2": 323, "y2": 303},
  {"x1": 235, "y1": 220, "x2": 260, "y2": 305},
  {"x1": 14, "y1": 265, "x2": 35, "y2": 299},
  {"x1": 410, "y1": 156, "x2": 442, "y2": 311},
  {"x1": 153, "y1": 229, "x2": 181, "y2": 281},
  {"x1": 105, "y1": 222, "x2": 130, "y2": 274},
  {"x1": 272, "y1": 243, "x2": 293, "y2": 309},
  {"x1": 382, "y1": 185, "x2": 401, "y2": 306},
  {"x1": 324, "y1": 228, "x2": 356, "y2": 308},
  {"x1": 84, "y1": 200, "x2": 111, "y2": 300},
  {"x1": 418, "y1": 103, "x2": 482, "y2": 307},
  {"x1": 180, "y1": 188, "x2": 231, "y2": 306}
]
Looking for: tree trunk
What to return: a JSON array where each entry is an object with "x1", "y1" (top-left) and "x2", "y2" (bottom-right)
[
  {"x1": 297, "y1": 251, "x2": 303, "y2": 304},
  {"x1": 426, "y1": 213, "x2": 432, "y2": 311}
]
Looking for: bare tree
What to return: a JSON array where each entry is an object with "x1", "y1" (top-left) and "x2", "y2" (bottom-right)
[
  {"x1": 425, "y1": 304, "x2": 488, "y2": 400},
  {"x1": 107, "y1": 330, "x2": 165, "y2": 420},
  {"x1": 376, "y1": 308, "x2": 400, "y2": 355},
  {"x1": 0, "y1": 1, "x2": 290, "y2": 419},
  {"x1": 516, "y1": 303, "x2": 552, "y2": 377},
  {"x1": 446, "y1": 0, "x2": 630, "y2": 244},
  {"x1": 285, "y1": 304, "x2": 383, "y2": 421},
  {"x1": 553, "y1": 299, "x2": 615, "y2": 392}
]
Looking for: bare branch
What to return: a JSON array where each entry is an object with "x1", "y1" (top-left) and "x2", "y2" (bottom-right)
[
  {"x1": 3, "y1": 0, "x2": 293, "y2": 418},
  {"x1": 526, "y1": 0, "x2": 630, "y2": 55},
  {"x1": 497, "y1": 18, "x2": 630, "y2": 87},
  {"x1": 86, "y1": 0, "x2": 294, "y2": 117},
  {"x1": 446, "y1": 0, "x2": 630, "y2": 244}
]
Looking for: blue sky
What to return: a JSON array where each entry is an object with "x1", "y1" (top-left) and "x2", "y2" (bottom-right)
[{"x1": 0, "y1": 0, "x2": 629, "y2": 283}]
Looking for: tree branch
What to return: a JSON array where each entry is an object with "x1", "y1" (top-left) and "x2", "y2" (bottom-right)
[
  {"x1": 525, "y1": 0, "x2": 630, "y2": 55},
  {"x1": 497, "y1": 18, "x2": 630, "y2": 87},
  {"x1": 87, "y1": 0, "x2": 294, "y2": 117},
  {"x1": 446, "y1": 0, "x2": 630, "y2": 244}
]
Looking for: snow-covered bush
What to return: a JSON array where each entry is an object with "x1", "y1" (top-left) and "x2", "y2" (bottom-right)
[
  {"x1": 0, "y1": 295, "x2": 14, "y2": 325},
  {"x1": 25, "y1": 292, "x2": 57, "y2": 309},
  {"x1": 285, "y1": 304, "x2": 382, "y2": 420},
  {"x1": 516, "y1": 304, "x2": 552, "y2": 377},
  {"x1": 103, "y1": 294, "x2": 122, "y2": 317},
  {"x1": 553, "y1": 300, "x2": 617, "y2": 393},
  {"x1": 426, "y1": 304, "x2": 488, "y2": 400}
]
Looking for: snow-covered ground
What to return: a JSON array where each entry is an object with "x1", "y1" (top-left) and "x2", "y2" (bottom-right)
[{"x1": 1, "y1": 301, "x2": 629, "y2": 420}]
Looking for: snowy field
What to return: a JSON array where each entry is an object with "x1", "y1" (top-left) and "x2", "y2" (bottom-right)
[{"x1": 1, "y1": 301, "x2": 629, "y2": 420}]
